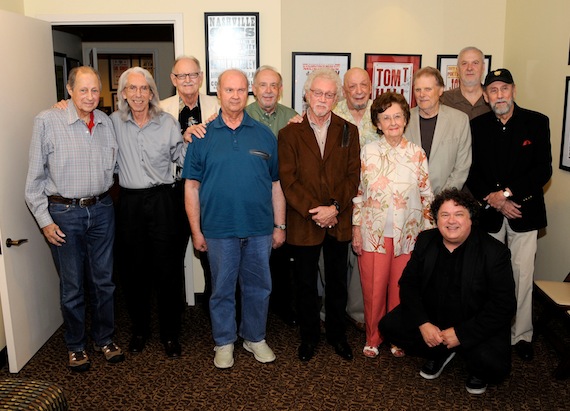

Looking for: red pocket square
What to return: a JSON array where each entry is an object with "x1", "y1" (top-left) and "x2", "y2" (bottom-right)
[{"x1": 522, "y1": 139, "x2": 532, "y2": 146}]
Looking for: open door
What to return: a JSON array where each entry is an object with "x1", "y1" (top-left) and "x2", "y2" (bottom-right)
[{"x1": 0, "y1": 10, "x2": 62, "y2": 372}]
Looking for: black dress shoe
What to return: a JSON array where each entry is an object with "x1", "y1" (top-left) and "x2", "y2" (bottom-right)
[
  {"x1": 515, "y1": 341, "x2": 534, "y2": 361},
  {"x1": 465, "y1": 374, "x2": 487, "y2": 395},
  {"x1": 298, "y1": 343, "x2": 316, "y2": 361},
  {"x1": 129, "y1": 335, "x2": 146, "y2": 354},
  {"x1": 331, "y1": 341, "x2": 353, "y2": 360},
  {"x1": 164, "y1": 340, "x2": 182, "y2": 358}
]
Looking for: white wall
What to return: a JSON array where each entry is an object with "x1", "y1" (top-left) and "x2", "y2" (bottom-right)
[{"x1": 504, "y1": 0, "x2": 570, "y2": 280}]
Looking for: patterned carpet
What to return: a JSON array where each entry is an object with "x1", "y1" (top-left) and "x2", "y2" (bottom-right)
[{"x1": 1, "y1": 294, "x2": 569, "y2": 411}]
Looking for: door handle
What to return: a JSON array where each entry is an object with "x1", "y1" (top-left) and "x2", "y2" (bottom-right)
[{"x1": 6, "y1": 238, "x2": 28, "y2": 248}]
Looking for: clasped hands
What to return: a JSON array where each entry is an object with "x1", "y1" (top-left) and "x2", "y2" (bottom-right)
[
  {"x1": 309, "y1": 205, "x2": 338, "y2": 229},
  {"x1": 419, "y1": 322, "x2": 460, "y2": 349},
  {"x1": 484, "y1": 190, "x2": 522, "y2": 220}
]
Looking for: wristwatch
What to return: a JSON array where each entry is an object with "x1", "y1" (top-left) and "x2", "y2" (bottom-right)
[
  {"x1": 274, "y1": 224, "x2": 286, "y2": 230},
  {"x1": 330, "y1": 199, "x2": 340, "y2": 212},
  {"x1": 503, "y1": 190, "x2": 511, "y2": 198}
]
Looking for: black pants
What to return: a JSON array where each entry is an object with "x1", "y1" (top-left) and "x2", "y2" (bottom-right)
[
  {"x1": 116, "y1": 184, "x2": 185, "y2": 342},
  {"x1": 380, "y1": 305, "x2": 511, "y2": 383},
  {"x1": 269, "y1": 243, "x2": 296, "y2": 321},
  {"x1": 290, "y1": 235, "x2": 350, "y2": 345}
]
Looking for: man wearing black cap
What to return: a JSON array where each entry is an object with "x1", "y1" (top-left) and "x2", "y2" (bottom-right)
[{"x1": 466, "y1": 68, "x2": 552, "y2": 362}]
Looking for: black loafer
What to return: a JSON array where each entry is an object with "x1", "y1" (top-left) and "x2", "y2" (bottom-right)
[
  {"x1": 515, "y1": 341, "x2": 534, "y2": 361},
  {"x1": 298, "y1": 342, "x2": 316, "y2": 361},
  {"x1": 164, "y1": 340, "x2": 182, "y2": 358},
  {"x1": 129, "y1": 335, "x2": 146, "y2": 354},
  {"x1": 331, "y1": 341, "x2": 353, "y2": 360}
]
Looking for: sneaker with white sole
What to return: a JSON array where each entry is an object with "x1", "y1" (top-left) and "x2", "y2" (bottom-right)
[
  {"x1": 243, "y1": 339, "x2": 276, "y2": 363},
  {"x1": 94, "y1": 342, "x2": 125, "y2": 364},
  {"x1": 68, "y1": 350, "x2": 91, "y2": 372},
  {"x1": 419, "y1": 352, "x2": 456, "y2": 380},
  {"x1": 214, "y1": 344, "x2": 234, "y2": 369}
]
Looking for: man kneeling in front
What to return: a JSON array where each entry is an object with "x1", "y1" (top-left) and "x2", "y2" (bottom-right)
[{"x1": 379, "y1": 188, "x2": 515, "y2": 394}]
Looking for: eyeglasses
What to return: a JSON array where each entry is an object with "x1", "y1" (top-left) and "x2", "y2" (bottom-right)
[
  {"x1": 310, "y1": 89, "x2": 336, "y2": 99},
  {"x1": 379, "y1": 113, "x2": 405, "y2": 123},
  {"x1": 172, "y1": 72, "x2": 201, "y2": 80},
  {"x1": 125, "y1": 85, "x2": 151, "y2": 94}
]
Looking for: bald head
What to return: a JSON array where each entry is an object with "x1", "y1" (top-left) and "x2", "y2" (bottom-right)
[{"x1": 343, "y1": 68, "x2": 371, "y2": 111}]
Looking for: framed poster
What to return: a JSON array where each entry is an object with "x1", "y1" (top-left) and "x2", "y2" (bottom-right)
[
  {"x1": 291, "y1": 52, "x2": 351, "y2": 114},
  {"x1": 204, "y1": 12, "x2": 259, "y2": 95},
  {"x1": 560, "y1": 77, "x2": 570, "y2": 171},
  {"x1": 437, "y1": 54, "x2": 492, "y2": 91},
  {"x1": 110, "y1": 58, "x2": 131, "y2": 90},
  {"x1": 364, "y1": 54, "x2": 421, "y2": 107},
  {"x1": 111, "y1": 93, "x2": 119, "y2": 112}
]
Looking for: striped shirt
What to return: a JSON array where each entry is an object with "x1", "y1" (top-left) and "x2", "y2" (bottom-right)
[{"x1": 25, "y1": 103, "x2": 117, "y2": 228}]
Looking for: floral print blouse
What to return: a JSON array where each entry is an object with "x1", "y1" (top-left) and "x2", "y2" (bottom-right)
[{"x1": 353, "y1": 135, "x2": 434, "y2": 256}]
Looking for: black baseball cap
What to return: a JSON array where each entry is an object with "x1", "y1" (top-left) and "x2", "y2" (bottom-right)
[{"x1": 484, "y1": 68, "x2": 514, "y2": 87}]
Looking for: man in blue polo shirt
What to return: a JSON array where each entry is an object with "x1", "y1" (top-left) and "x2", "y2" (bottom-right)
[{"x1": 183, "y1": 69, "x2": 286, "y2": 369}]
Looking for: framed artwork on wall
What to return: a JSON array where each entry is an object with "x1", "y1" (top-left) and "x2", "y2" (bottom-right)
[
  {"x1": 291, "y1": 52, "x2": 351, "y2": 114},
  {"x1": 110, "y1": 58, "x2": 131, "y2": 91},
  {"x1": 364, "y1": 54, "x2": 421, "y2": 107},
  {"x1": 437, "y1": 54, "x2": 492, "y2": 91},
  {"x1": 560, "y1": 77, "x2": 570, "y2": 171},
  {"x1": 204, "y1": 12, "x2": 259, "y2": 95}
]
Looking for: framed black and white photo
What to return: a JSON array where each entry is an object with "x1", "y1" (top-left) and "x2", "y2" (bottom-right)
[
  {"x1": 204, "y1": 12, "x2": 259, "y2": 95},
  {"x1": 437, "y1": 54, "x2": 492, "y2": 91},
  {"x1": 560, "y1": 77, "x2": 570, "y2": 171},
  {"x1": 291, "y1": 52, "x2": 351, "y2": 114}
]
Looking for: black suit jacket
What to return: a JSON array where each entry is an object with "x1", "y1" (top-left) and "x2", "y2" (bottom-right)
[
  {"x1": 467, "y1": 104, "x2": 552, "y2": 232},
  {"x1": 398, "y1": 228, "x2": 516, "y2": 350}
]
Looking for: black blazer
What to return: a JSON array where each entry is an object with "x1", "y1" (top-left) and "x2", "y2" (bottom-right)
[
  {"x1": 467, "y1": 104, "x2": 552, "y2": 233},
  {"x1": 398, "y1": 228, "x2": 516, "y2": 350}
]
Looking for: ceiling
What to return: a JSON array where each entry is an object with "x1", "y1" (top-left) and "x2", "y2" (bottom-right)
[{"x1": 53, "y1": 24, "x2": 174, "y2": 42}]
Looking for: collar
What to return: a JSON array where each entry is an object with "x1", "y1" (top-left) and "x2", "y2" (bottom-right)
[{"x1": 211, "y1": 109, "x2": 256, "y2": 129}]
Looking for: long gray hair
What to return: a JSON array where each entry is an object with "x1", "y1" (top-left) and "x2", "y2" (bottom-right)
[{"x1": 117, "y1": 66, "x2": 162, "y2": 121}]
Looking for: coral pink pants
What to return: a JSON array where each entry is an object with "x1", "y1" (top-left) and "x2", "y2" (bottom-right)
[{"x1": 358, "y1": 238, "x2": 411, "y2": 348}]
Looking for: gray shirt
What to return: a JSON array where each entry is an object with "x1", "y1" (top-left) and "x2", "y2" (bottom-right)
[{"x1": 111, "y1": 111, "x2": 185, "y2": 189}]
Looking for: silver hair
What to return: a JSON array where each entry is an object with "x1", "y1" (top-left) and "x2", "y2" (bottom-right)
[
  {"x1": 253, "y1": 65, "x2": 282, "y2": 85},
  {"x1": 458, "y1": 46, "x2": 485, "y2": 62},
  {"x1": 117, "y1": 67, "x2": 162, "y2": 121},
  {"x1": 68, "y1": 66, "x2": 102, "y2": 91},
  {"x1": 172, "y1": 55, "x2": 202, "y2": 72},
  {"x1": 303, "y1": 68, "x2": 342, "y2": 99}
]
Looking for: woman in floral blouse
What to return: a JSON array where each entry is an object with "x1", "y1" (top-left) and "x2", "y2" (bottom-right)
[{"x1": 352, "y1": 92, "x2": 434, "y2": 358}]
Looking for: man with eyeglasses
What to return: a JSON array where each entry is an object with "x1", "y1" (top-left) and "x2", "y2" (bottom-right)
[
  {"x1": 183, "y1": 69, "x2": 286, "y2": 369},
  {"x1": 278, "y1": 68, "x2": 360, "y2": 362},
  {"x1": 161, "y1": 56, "x2": 220, "y2": 317},
  {"x1": 405, "y1": 67, "x2": 472, "y2": 195},
  {"x1": 111, "y1": 67, "x2": 186, "y2": 359}
]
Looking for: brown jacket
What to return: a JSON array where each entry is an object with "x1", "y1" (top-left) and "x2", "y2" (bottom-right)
[{"x1": 278, "y1": 113, "x2": 360, "y2": 246}]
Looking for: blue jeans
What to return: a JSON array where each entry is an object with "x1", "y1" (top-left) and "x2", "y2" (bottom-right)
[
  {"x1": 206, "y1": 235, "x2": 272, "y2": 346},
  {"x1": 49, "y1": 196, "x2": 116, "y2": 351}
]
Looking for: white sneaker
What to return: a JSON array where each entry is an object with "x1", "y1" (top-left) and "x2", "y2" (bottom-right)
[
  {"x1": 213, "y1": 344, "x2": 234, "y2": 369},
  {"x1": 243, "y1": 339, "x2": 276, "y2": 363}
]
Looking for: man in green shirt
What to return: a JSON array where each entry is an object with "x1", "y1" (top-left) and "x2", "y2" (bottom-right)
[
  {"x1": 245, "y1": 65, "x2": 301, "y2": 326},
  {"x1": 245, "y1": 65, "x2": 301, "y2": 136}
]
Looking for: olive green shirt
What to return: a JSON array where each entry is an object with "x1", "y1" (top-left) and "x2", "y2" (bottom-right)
[{"x1": 245, "y1": 102, "x2": 298, "y2": 137}]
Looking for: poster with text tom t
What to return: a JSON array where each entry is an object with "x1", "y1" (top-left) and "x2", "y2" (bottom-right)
[{"x1": 365, "y1": 54, "x2": 421, "y2": 108}]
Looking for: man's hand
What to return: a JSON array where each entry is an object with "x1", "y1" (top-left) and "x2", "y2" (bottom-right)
[
  {"x1": 192, "y1": 232, "x2": 208, "y2": 253},
  {"x1": 352, "y1": 226, "x2": 363, "y2": 256},
  {"x1": 52, "y1": 100, "x2": 68, "y2": 110},
  {"x1": 309, "y1": 205, "x2": 338, "y2": 228},
  {"x1": 41, "y1": 223, "x2": 66, "y2": 246},
  {"x1": 287, "y1": 114, "x2": 303, "y2": 125},
  {"x1": 183, "y1": 123, "x2": 208, "y2": 143},
  {"x1": 419, "y1": 322, "x2": 443, "y2": 348},
  {"x1": 499, "y1": 199, "x2": 522, "y2": 219},
  {"x1": 440, "y1": 327, "x2": 460, "y2": 349},
  {"x1": 272, "y1": 228, "x2": 286, "y2": 249}
]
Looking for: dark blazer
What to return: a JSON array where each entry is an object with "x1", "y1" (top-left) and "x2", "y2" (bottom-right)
[
  {"x1": 278, "y1": 112, "x2": 360, "y2": 246},
  {"x1": 398, "y1": 228, "x2": 516, "y2": 350},
  {"x1": 467, "y1": 104, "x2": 552, "y2": 232}
]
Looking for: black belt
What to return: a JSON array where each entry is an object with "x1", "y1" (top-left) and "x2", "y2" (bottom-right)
[{"x1": 48, "y1": 191, "x2": 109, "y2": 208}]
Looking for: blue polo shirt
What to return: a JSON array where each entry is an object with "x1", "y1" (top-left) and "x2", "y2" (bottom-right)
[{"x1": 182, "y1": 110, "x2": 278, "y2": 238}]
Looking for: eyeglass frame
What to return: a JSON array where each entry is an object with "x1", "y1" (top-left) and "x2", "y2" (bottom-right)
[{"x1": 172, "y1": 72, "x2": 202, "y2": 80}]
